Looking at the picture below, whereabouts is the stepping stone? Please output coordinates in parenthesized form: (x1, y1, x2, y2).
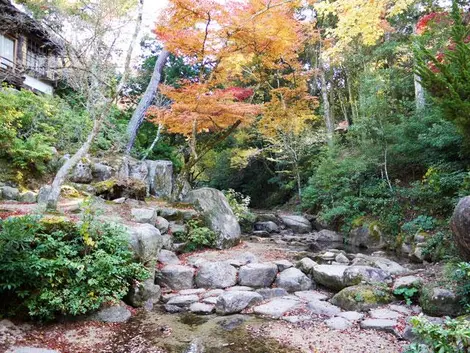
(256, 288, 288, 300)
(389, 304, 412, 315)
(273, 259, 293, 271)
(253, 298, 301, 318)
(162, 293, 178, 303)
(238, 263, 278, 288)
(335, 253, 350, 264)
(275, 267, 313, 292)
(307, 300, 341, 317)
(164, 304, 186, 313)
(159, 265, 195, 290)
(158, 249, 180, 265)
(325, 317, 353, 330)
(294, 291, 328, 301)
(92, 304, 131, 323)
(215, 291, 263, 315)
(296, 258, 318, 276)
(369, 308, 402, 320)
(360, 318, 398, 333)
(195, 262, 237, 288)
(202, 297, 218, 305)
(337, 311, 364, 322)
(189, 303, 215, 315)
(203, 289, 225, 298)
(343, 266, 391, 286)
(282, 315, 312, 323)
(167, 294, 199, 307)
(179, 288, 206, 295)
(226, 286, 254, 291)
(311, 265, 348, 291)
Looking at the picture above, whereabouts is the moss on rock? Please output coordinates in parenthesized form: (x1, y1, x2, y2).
(330, 284, 394, 312)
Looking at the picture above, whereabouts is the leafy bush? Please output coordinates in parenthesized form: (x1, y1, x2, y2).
(405, 316, 470, 353)
(402, 216, 437, 235)
(224, 188, 256, 232)
(178, 219, 216, 251)
(393, 287, 419, 305)
(0, 209, 148, 320)
(451, 262, 470, 312)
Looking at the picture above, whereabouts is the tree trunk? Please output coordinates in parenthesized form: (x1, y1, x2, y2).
(414, 73, 425, 111)
(125, 48, 170, 154)
(320, 67, 334, 145)
(39, 1, 144, 211)
(141, 123, 162, 161)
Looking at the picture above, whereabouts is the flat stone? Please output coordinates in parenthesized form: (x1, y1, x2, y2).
(360, 318, 398, 333)
(369, 308, 402, 320)
(278, 214, 312, 233)
(202, 297, 219, 305)
(189, 302, 215, 315)
(352, 254, 407, 276)
(335, 253, 350, 264)
(273, 259, 294, 271)
(164, 304, 186, 313)
(159, 265, 195, 290)
(256, 288, 289, 300)
(179, 288, 206, 295)
(294, 291, 328, 301)
(253, 298, 301, 318)
(337, 311, 364, 321)
(7, 348, 60, 353)
(254, 221, 279, 233)
(167, 294, 199, 307)
(325, 317, 352, 330)
(311, 265, 348, 291)
(215, 291, 263, 315)
(307, 300, 341, 317)
(131, 208, 157, 224)
(389, 304, 413, 315)
(343, 266, 392, 286)
(282, 315, 312, 323)
(93, 304, 131, 323)
(238, 263, 278, 288)
(158, 249, 180, 265)
(203, 289, 225, 298)
(296, 258, 318, 276)
(226, 286, 254, 291)
(195, 262, 237, 288)
(275, 267, 313, 292)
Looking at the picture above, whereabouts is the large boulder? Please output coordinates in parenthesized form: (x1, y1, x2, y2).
(146, 160, 173, 199)
(131, 208, 157, 224)
(18, 191, 37, 203)
(253, 221, 279, 233)
(348, 224, 384, 249)
(70, 159, 93, 183)
(158, 265, 194, 290)
(296, 258, 318, 276)
(343, 266, 392, 287)
(330, 285, 394, 312)
(313, 229, 343, 243)
(195, 261, 238, 288)
(238, 263, 278, 288)
(0, 186, 19, 201)
(92, 163, 113, 181)
(419, 285, 465, 317)
(127, 224, 163, 268)
(450, 196, 470, 260)
(94, 178, 147, 200)
(278, 214, 312, 234)
(215, 291, 263, 315)
(185, 188, 241, 249)
(351, 254, 407, 276)
(311, 265, 348, 291)
(275, 267, 313, 292)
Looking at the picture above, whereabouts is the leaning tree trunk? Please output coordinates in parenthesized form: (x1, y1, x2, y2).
(320, 67, 334, 146)
(39, 0, 144, 211)
(125, 48, 170, 154)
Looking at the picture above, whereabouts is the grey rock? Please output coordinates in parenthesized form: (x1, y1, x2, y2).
(335, 253, 350, 264)
(311, 265, 348, 291)
(273, 259, 293, 271)
(314, 229, 343, 242)
(343, 266, 392, 287)
(337, 311, 364, 322)
(169, 222, 187, 237)
(330, 285, 394, 312)
(158, 249, 180, 265)
(348, 225, 384, 249)
(360, 319, 398, 333)
(392, 276, 423, 292)
(195, 262, 237, 289)
(185, 188, 241, 249)
(93, 304, 131, 323)
(37, 185, 51, 205)
(325, 317, 352, 330)
(307, 300, 341, 317)
(296, 258, 318, 276)
(278, 214, 312, 234)
(1, 186, 19, 200)
(18, 191, 37, 203)
(162, 293, 178, 303)
(215, 291, 263, 315)
(238, 263, 278, 288)
(254, 221, 279, 233)
(92, 163, 112, 181)
(146, 160, 173, 199)
(216, 315, 250, 331)
(155, 216, 170, 234)
(167, 294, 199, 307)
(282, 315, 312, 323)
(226, 286, 254, 291)
(275, 267, 313, 292)
(71, 160, 93, 183)
(126, 279, 161, 308)
(420, 286, 465, 317)
(164, 304, 185, 313)
(294, 291, 328, 301)
(179, 288, 206, 295)
(352, 254, 407, 276)
(203, 289, 225, 298)
(451, 196, 470, 260)
(127, 224, 163, 267)
(112, 197, 126, 204)
(189, 302, 215, 315)
(369, 308, 402, 320)
(131, 208, 157, 224)
(159, 265, 194, 290)
(161, 234, 173, 250)
(253, 298, 300, 318)
(389, 304, 413, 315)
(256, 288, 289, 300)
(203, 297, 219, 305)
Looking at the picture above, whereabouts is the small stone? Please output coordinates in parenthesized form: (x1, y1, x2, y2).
(273, 259, 293, 271)
(189, 302, 215, 315)
(325, 317, 352, 330)
(307, 300, 341, 317)
(131, 208, 157, 224)
(162, 293, 178, 303)
(164, 304, 185, 313)
(335, 253, 350, 264)
(389, 304, 412, 315)
(296, 258, 317, 276)
(112, 197, 126, 204)
(311, 265, 348, 291)
(155, 216, 170, 234)
(360, 319, 398, 333)
(238, 263, 278, 288)
(294, 291, 328, 302)
(1, 186, 19, 201)
(343, 266, 392, 287)
(253, 298, 300, 318)
(215, 291, 263, 315)
(167, 294, 199, 307)
(158, 249, 180, 265)
(254, 221, 279, 233)
(369, 308, 402, 320)
(275, 267, 313, 292)
(392, 276, 423, 292)
(18, 191, 37, 203)
(226, 286, 254, 291)
(256, 288, 288, 300)
(93, 304, 131, 323)
(337, 311, 364, 322)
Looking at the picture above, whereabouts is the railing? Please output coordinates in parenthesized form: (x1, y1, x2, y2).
(0, 55, 58, 82)
(0, 56, 22, 74)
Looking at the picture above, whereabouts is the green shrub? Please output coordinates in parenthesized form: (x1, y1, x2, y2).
(177, 219, 216, 252)
(451, 262, 470, 312)
(224, 188, 256, 232)
(393, 287, 419, 305)
(0, 210, 148, 320)
(405, 316, 470, 353)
